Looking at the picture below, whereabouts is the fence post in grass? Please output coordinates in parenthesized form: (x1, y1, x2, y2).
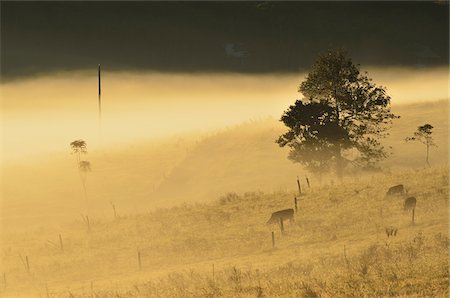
(297, 176, 302, 196)
(279, 218, 284, 234)
(137, 250, 142, 270)
(86, 215, 91, 232)
(294, 197, 298, 212)
(25, 256, 30, 272)
(412, 208, 415, 225)
(305, 176, 310, 189)
(343, 245, 349, 267)
(271, 231, 275, 248)
(111, 202, 118, 220)
(59, 234, 64, 252)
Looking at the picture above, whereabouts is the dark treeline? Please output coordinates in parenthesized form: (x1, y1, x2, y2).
(1, 1, 448, 80)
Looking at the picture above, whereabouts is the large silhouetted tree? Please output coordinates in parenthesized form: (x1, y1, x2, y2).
(277, 49, 398, 179)
(405, 124, 436, 167)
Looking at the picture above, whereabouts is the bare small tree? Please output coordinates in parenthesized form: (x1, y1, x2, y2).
(405, 124, 436, 167)
(70, 140, 87, 163)
(79, 160, 91, 200)
(70, 140, 91, 200)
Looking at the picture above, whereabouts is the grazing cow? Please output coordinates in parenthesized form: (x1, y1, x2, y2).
(385, 226, 398, 237)
(404, 197, 417, 211)
(386, 184, 405, 197)
(266, 209, 294, 225)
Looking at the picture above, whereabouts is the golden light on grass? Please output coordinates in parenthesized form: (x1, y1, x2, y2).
(0, 66, 448, 297)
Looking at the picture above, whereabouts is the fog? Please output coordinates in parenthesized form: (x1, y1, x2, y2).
(1, 67, 448, 162)
(0, 67, 448, 297)
(1, 66, 448, 228)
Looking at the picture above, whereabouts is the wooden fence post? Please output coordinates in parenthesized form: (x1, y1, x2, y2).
(305, 176, 310, 188)
(412, 208, 415, 224)
(111, 202, 118, 219)
(294, 197, 298, 212)
(59, 234, 64, 252)
(297, 176, 302, 195)
(137, 250, 142, 270)
(280, 218, 284, 234)
(25, 256, 30, 272)
(86, 216, 91, 232)
(271, 231, 275, 248)
(343, 245, 349, 267)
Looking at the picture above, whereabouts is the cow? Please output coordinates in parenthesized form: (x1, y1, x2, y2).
(266, 209, 294, 225)
(386, 184, 406, 197)
(385, 226, 398, 237)
(404, 197, 417, 211)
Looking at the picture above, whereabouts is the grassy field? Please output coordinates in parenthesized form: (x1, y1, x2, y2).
(1, 166, 448, 297)
(2, 100, 448, 231)
(1, 100, 448, 297)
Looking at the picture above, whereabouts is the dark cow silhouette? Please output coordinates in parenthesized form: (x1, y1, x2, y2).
(385, 226, 398, 237)
(404, 197, 417, 211)
(386, 184, 405, 197)
(266, 209, 294, 224)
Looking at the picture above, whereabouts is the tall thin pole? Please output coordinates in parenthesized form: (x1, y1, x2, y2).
(98, 64, 102, 132)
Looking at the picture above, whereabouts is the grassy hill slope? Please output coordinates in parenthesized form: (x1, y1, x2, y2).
(153, 100, 448, 205)
(1, 167, 448, 297)
(1, 100, 448, 229)
(1, 136, 195, 229)
(153, 120, 299, 204)
(385, 100, 448, 167)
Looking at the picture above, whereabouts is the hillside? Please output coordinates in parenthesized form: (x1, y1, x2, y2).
(153, 100, 449, 205)
(152, 120, 299, 204)
(385, 100, 448, 167)
(1, 167, 448, 297)
(1, 136, 195, 229)
(1, 100, 448, 229)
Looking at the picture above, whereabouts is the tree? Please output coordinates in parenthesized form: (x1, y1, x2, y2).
(405, 124, 436, 167)
(70, 140, 87, 163)
(276, 49, 398, 179)
(78, 160, 92, 199)
(70, 139, 91, 200)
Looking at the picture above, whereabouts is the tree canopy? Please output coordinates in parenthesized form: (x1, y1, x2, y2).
(405, 124, 436, 167)
(277, 49, 398, 177)
(70, 139, 87, 162)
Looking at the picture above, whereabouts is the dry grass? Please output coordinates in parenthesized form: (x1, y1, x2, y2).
(2, 100, 448, 231)
(1, 167, 448, 297)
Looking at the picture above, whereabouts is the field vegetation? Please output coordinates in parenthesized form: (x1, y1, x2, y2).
(1, 166, 448, 297)
(1, 100, 448, 297)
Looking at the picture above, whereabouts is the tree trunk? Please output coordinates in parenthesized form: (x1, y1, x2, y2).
(82, 181, 87, 201)
(333, 86, 343, 180)
(335, 145, 344, 181)
(426, 144, 430, 167)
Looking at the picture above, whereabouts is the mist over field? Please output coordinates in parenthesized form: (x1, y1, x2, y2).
(1, 1, 449, 295)
(0, 63, 449, 297)
(1, 67, 448, 161)
(1, 68, 448, 209)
